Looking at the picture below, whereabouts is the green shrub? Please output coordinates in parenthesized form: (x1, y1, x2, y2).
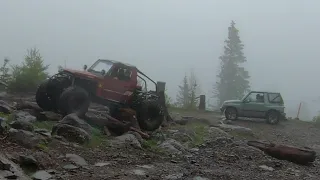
(8, 48, 49, 93)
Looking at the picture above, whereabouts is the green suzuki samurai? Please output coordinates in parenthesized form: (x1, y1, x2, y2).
(220, 91, 286, 124)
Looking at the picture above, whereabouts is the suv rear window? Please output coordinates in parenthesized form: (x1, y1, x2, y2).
(268, 93, 283, 104)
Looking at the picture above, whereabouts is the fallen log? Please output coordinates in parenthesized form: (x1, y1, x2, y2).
(247, 140, 316, 165)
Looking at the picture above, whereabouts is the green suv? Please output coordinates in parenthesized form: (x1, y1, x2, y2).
(220, 91, 286, 124)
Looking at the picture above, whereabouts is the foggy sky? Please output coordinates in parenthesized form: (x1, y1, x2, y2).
(0, 0, 319, 118)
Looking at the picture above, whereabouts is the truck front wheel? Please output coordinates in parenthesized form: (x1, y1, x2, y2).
(136, 99, 164, 131)
(58, 86, 90, 117)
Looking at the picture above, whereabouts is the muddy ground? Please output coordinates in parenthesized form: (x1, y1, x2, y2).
(1, 101, 320, 180)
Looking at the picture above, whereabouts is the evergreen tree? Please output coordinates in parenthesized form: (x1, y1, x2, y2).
(188, 71, 199, 109)
(214, 21, 250, 105)
(176, 75, 190, 108)
(0, 58, 11, 85)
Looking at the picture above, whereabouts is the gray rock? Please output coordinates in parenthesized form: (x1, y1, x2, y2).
(34, 129, 51, 137)
(94, 162, 111, 167)
(259, 165, 274, 171)
(127, 131, 143, 143)
(39, 111, 62, 121)
(136, 164, 154, 169)
(165, 173, 184, 179)
(190, 148, 199, 152)
(19, 155, 38, 168)
(8, 128, 44, 149)
(52, 124, 90, 145)
(59, 113, 92, 134)
(63, 164, 78, 170)
(10, 120, 34, 132)
(218, 124, 253, 136)
(32, 170, 52, 180)
(207, 127, 231, 139)
(12, 111, 36, 123)
(0, 153, 29, 179)
(0, 100, 12, 114)
(193, 176, 210, 180)
(112, 133, 141, 149)
(0, 117, 7, 134)
(131, 169, 146, 176)
(158, 138, 186, 155)
(65, 154, 88, 166)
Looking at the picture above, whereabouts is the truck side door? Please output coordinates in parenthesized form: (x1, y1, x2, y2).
(102, 66, 137, 102)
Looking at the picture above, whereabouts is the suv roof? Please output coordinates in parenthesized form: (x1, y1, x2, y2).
(250, 91, 281, 94)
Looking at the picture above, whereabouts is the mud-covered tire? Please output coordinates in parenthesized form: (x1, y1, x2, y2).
(266, 110, 280, 125)
(136, 99, 164, 131)
(36, 80, 55, 111)
(225, 107, 238, 120)
(58, 86, 90, 117)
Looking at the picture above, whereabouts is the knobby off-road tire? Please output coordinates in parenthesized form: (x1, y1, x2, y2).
(137, 99, 164, 131)
(266, 110, 280, 125)
(36, 80, 56, 111)
(58, 86, 90, 117)
(225, 107, 238, 120)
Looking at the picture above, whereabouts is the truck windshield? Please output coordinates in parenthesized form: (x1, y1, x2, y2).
(88, 60, 113, 75)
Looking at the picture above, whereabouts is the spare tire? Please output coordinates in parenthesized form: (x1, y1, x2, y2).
(58, 86, 90, 117)
(36, 80, 55, 111)
(136, 99, 164, 131)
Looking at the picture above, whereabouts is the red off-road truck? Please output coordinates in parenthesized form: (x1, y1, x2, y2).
(35, 59, 166, 131)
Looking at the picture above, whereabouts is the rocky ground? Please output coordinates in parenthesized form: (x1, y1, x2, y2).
(0, 95, 320, 180)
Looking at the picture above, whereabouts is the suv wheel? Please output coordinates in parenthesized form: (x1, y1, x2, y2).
(266, 110, 280, 124)
(225, 107, 237, 120)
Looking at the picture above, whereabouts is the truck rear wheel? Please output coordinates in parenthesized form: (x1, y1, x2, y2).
(58, 86, 90, 117)
(36, 80, 55, 111)
(136, 99, 164, 131)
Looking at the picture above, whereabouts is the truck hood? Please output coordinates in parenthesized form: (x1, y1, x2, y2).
(223, 100, 242, 103)
(62, 68, 101, 79)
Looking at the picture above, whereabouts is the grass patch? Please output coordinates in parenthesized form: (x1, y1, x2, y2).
(85, 127, 109, 148)
(142, 139, 164, 153)
(36, 141, 49, 151)
(170, 122, 209, 147)
(33, 121, 55, 131)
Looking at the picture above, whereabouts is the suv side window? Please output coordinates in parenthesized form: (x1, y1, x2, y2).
(245, 92, 265, 103)
(268, 93, 283, 104)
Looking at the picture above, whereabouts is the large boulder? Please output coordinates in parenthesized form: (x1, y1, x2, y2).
(9, 120, 34, 132)
(51, 124, 90, 145)
(12, 111, 37, 123)
(8, 128, 45, 149)
(0, 153, 29, 179)
(0, 100, 13, 114)
(59, 113, 92, 134)
(158, 138, 187, 155)
(0, 117, 7, 134)
(111, 133, 141, 149)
